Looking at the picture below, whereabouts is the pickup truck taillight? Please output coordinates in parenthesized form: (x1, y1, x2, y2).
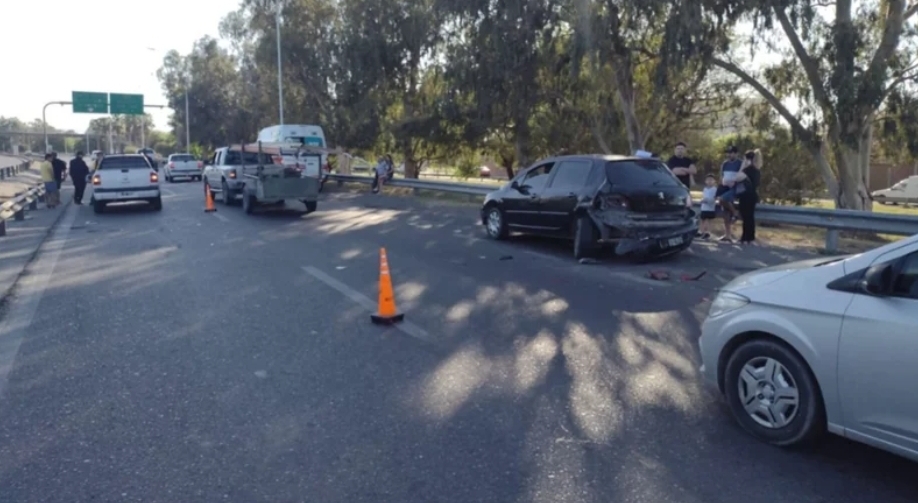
(228, 170, 237, 179)
(150, 172, 159, 183)
(91, 175, 101, 186)
(169, 162, 175, 168)
(197, 161, 203, 169)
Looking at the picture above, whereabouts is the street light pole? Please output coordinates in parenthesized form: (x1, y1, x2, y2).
(42, 100, 70, 153)
(275, 3, 284, 125)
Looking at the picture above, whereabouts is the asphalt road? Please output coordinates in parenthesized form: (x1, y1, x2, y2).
(0, 154, 26, 169)
(0, 180, 915, 503)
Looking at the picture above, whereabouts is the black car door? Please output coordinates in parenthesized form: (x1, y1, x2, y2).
(503, 161, 555, 229)
(537, 159, 595, 233)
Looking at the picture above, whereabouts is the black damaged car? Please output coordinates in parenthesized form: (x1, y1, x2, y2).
(480, 154, 697, 260)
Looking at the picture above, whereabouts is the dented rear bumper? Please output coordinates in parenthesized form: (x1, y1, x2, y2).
(588, 208, 698, 256)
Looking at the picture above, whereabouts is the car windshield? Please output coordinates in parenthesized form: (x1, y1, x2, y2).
(99, 156, 151, 170)
(605, 160, 682, 187)
(171, 155, 195, 162)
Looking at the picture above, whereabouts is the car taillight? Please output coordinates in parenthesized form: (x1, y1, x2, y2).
(169, 162, 175, 168)
(197, 161, 203, 169)
(151, 172, 159, 183)
(271, 155, 283, 165)
(91, 175, 101, 186)
(600, 194, 629, 209)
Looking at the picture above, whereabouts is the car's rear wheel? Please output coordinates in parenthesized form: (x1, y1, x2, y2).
(723, 339, 825, 447)
(573, 214, 598, 259)
(303, 200, 317, 213)
(151, 196, 162, 211)
(484, 206, 508, 240)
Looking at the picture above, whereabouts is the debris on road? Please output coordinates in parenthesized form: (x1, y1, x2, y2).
(680, 271, 707, 281)
(647, 270, 670, 280)
(578, 257, 600, 264)
(499, 255, 513, 261)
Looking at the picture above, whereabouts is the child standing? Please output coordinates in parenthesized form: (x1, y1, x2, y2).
(699, 174, 718, 240)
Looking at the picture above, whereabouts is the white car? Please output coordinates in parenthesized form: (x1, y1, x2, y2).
(699, 234, 918, 462)
(90, 154, 161, 213)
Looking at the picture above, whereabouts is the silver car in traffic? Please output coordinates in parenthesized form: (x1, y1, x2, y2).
(699, 234, 918, 462)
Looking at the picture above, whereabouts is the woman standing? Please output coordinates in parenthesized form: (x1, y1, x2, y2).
(736, 149, 762, 244)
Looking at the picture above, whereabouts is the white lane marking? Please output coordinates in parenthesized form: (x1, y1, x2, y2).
(0, 204, 79, 398)
(213, 212, 230, 223)
(161, 188, 177, 197)
(301, 266, 433, 343)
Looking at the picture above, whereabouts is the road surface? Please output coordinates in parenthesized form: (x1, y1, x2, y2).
(0, 180, 915, 503)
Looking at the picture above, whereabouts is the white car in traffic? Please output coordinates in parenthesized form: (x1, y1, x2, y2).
(163, 153, 203, 182)
(699, 234, 918, 462)
(90, 154, 162, 213)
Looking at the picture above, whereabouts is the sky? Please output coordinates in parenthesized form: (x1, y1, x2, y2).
(0, 0, 240, 133)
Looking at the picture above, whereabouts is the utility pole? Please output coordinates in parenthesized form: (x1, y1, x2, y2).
(275, 1, 285, 125)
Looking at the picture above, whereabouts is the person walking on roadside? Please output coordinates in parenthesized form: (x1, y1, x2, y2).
(69, 151, 91, 205)
(51, 152, 67, 190)
(40, 153, 60, 208)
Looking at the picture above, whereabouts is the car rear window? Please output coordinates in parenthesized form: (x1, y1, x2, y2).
(171, 155, 195, 162)
(605, 160, 682, 187)
(99, 156, 152, 170)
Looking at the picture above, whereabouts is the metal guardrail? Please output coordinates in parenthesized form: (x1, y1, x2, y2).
(0, 159, 44, 237)
(328, 173, 918, 252)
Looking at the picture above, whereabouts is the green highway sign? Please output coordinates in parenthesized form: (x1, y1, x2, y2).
(72, 91, 109, 114)
(109, 93, 144, 114)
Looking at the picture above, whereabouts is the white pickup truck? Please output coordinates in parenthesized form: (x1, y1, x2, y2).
(163, 153, 203, 182)
(90, 154, 161, 213)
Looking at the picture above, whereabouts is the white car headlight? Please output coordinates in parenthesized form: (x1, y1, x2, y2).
(708, 291, 750, 318)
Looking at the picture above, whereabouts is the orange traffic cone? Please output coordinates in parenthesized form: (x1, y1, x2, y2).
(204, 183, 217, 213)
(371, 247, 404, 325)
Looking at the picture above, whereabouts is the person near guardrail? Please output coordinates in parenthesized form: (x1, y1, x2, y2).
(716, 145, 742, 242)
(735, 149, 762, 244)
(69, 151, 90, 205)
(51, 152, 67, 190)
(40, 153, 60, 208)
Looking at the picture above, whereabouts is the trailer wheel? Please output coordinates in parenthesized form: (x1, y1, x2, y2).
(303, 200, 317, 214)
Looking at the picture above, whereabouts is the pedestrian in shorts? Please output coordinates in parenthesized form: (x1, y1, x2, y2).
(698, 174, 718, 240)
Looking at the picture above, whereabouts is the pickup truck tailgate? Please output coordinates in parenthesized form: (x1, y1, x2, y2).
(97, 156, 158, 189)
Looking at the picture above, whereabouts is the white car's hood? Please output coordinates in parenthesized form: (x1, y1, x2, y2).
(724, 256, 849, 292)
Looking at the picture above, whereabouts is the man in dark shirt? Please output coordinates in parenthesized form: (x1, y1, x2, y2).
(69, 151, 91, 205)
(51, 152, 67, 190)
(666, 142, 697, 188)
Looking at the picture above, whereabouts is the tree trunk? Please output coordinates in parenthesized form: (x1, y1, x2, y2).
(514, 118, 532, 169)
(611, 55, 645, 153)
(831, 126, 873, 210)
(500, 154, 515, 179)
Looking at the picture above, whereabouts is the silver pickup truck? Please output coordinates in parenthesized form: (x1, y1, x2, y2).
(163, 153, 203, 182)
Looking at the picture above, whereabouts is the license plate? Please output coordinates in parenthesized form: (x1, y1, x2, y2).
(120, 192, 134, 197)
(661, 236, 683, 248)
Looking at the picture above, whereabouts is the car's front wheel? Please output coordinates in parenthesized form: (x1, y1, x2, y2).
(484, 206, 508, 240)
(723, 339, 825, 447)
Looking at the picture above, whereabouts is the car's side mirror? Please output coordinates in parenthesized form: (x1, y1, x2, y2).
(860, 263, 893, 296)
